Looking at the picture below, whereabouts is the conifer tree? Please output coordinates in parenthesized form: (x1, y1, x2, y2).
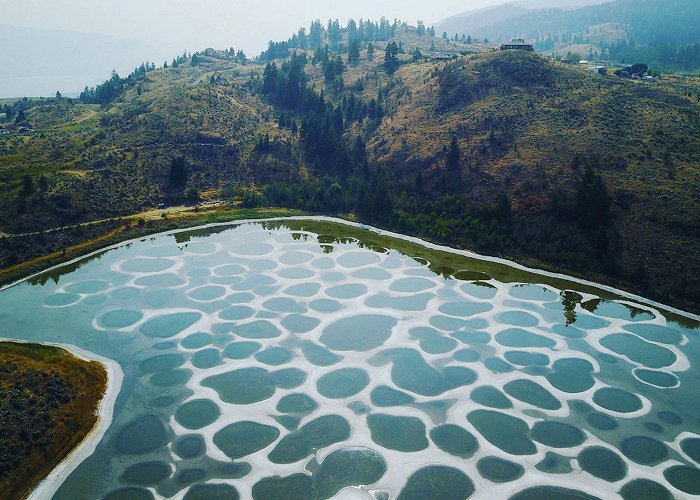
(384, 42, 399, 73)
(446, 136, 460, 172)
(348, 40, 361, 63)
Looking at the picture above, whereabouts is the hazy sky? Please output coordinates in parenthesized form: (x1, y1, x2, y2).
(1, 0, 506, 56)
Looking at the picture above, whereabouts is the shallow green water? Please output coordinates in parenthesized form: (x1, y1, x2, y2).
(1, 220, 700, 499)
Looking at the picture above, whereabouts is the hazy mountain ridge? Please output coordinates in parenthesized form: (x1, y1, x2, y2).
(436, 0, 700, 70)
(438, 0, 699, 43)
(435, 0, 609, 38)
(516, 0, 610, 8)
(436, 4, 533, 39)
(0, 24, 166, 97)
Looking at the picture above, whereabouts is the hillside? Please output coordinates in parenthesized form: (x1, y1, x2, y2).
(371, 50, 700, 305)
(1, 23, 699, 312)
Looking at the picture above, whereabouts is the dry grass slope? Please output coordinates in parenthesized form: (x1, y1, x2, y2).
(0, 342, 107, 500)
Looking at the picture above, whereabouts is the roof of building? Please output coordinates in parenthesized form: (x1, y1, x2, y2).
(500, 39, 534, 50)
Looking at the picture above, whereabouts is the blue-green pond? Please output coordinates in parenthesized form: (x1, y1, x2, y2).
(2, 219, 700, 499)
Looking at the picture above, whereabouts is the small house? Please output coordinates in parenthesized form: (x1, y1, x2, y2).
(500, 39, 534, 51)
(587, 66, 607, 75)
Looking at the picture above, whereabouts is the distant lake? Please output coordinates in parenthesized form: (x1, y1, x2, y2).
(2, 219, 699, 499)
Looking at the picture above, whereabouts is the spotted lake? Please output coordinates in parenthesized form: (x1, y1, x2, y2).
(2, 219, 700, 500)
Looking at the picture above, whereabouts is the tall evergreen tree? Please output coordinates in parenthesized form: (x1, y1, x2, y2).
(348, 40, 361, 63)
(262, 62, 279, 95)
(21, 175, 33, 197)
(575, 166, 611, 232)
(384, 42, 399, 73)
(309, 20, 324, 50)
(446, 136, 461, 172)
(367, 43, 375, 60)
(412, 47, 423, 62)
(347, 19, 358, 42)
(169, 157, 188, 190)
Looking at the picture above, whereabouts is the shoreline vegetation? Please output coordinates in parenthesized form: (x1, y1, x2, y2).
(0, 342, 108, 500)
(2, 205, 699, 324)
(0, 206, 306, 289)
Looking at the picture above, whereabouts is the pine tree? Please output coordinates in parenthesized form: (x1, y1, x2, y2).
(384, 42, 399, 74)
(348, 40, 361, 64)
(575, 166, 611, 232)
(21, 174, 33, 196)
(169, 157, 188, 190)
(309, 20, 324, 50)
(262, 63, 279, 95)
(446, 136, 461, 172)
(496, 193, 512, 224)
(414, 171, 424, 194)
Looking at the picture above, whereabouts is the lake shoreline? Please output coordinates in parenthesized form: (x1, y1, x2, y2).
(1, 207, 698, 317)
(3, 216, 697, 324)
(0, 339, 124, 500)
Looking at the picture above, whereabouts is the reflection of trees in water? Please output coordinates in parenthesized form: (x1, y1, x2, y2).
(291, 232, 309, 241)
(581, 298, 652, 322)
(174, 225, 229, 244)
(27, 250, 107, 288)
(561, 290, 582, 326)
